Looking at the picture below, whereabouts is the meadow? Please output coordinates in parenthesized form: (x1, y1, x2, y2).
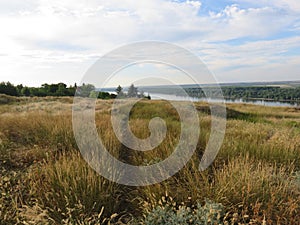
(0, 94, 299, 224)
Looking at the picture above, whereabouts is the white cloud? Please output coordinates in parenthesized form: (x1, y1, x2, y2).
(236, 0, 300, 13)
(207, 4, 296, 40)
(0, 0, 299, 85)
(178, 35, 300, 83)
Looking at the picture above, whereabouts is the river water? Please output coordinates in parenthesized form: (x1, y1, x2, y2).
(149, 93, 300, 107)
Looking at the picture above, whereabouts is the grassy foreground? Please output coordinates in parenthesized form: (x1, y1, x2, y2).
(0, 95, 299, 224)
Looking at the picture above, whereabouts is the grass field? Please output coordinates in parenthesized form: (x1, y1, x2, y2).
(0, 95, 299, 224)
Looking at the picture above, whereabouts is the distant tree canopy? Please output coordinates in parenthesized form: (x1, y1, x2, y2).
(116, 84, 150, 99)
(127, 84, 138, 97)
(184, 86, 300, 102)
(0, 82, 151, 100)
(0, 82, 19, 96)
(89, 90, 117, 99)
(0, 81, 76, 97)
(88, 84, 151, 99)
(116, 85, 123, 95)
(76, 83, 95, 97)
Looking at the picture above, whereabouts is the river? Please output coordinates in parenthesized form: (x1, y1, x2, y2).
(148, 93, 300, 107)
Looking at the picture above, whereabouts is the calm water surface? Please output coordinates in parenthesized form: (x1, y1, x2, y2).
(149, 93, 299, 107)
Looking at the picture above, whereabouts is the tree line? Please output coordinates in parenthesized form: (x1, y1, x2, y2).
(185, 86, 300, 102)
(0, 81, 77, 97)
(114, 84, 150, 99)
(89, 84, 150, 99)
(0, 82, 150, 100)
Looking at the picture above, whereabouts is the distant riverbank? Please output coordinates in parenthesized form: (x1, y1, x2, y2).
(149, 93, 300, 107)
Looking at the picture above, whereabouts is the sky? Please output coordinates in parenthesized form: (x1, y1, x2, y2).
(0, 0, 299, 87)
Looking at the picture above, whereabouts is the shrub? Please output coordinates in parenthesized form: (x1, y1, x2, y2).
(142, 198, 224, 225)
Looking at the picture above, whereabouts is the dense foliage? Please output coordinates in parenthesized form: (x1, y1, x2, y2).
(185, 86, 300, 102)
(0, 81, 76, 97)
(0, 82, 150, 100)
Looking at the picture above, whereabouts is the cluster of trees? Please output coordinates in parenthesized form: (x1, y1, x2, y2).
(221, 86, 300, 101)
(89, 84, 150, 99)
(0, 82, 76, 97)
(89, 90, 117, 99)
(0, 82, 151, 100)
(185, 86, 300, 102)
(115, 84, 150, 99)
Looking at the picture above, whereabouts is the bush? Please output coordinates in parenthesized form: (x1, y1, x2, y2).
(142, 196, 224, 225)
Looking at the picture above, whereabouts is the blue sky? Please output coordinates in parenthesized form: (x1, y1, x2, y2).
(0, 0, 299, 86)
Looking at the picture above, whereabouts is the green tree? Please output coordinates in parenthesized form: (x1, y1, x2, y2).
(56, 83, 68, 96)
(89, 90, 99, 98)
(21, 87, 31, 96)
(127, 84, 138, 97)
(116, 85, 123, 95)
(98, 92, 111, 99)
(16, 84, 23, 95)
(0, 82, 18, 96)
(78, 83, 95, 97)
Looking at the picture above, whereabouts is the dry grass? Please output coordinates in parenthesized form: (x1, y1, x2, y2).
(23, 151, 120, 224)
(0, 97, 299, 224)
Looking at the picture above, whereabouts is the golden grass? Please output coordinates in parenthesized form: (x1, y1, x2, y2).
(0, 98, 299, 224)
(23, 151, 120, 224)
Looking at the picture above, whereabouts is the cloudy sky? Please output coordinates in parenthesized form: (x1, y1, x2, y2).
(0, 0, 299, 87)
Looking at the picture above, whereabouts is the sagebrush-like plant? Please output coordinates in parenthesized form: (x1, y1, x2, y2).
(142, 196, 224, 225)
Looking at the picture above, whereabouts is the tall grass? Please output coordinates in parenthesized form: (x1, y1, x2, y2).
(219, 120, 300, 165)
(0, 112, 76, 151)
(23, 151, 120, 224)
(211, 156, 299, 224)
(0, 98, 299, 224)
